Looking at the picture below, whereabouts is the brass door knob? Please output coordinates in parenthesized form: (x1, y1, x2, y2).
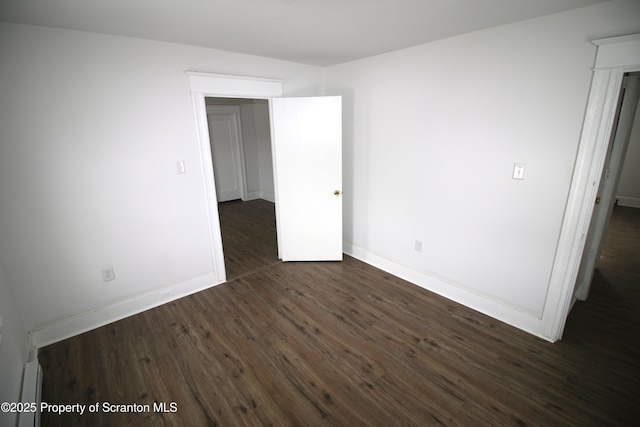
(595, 196, 601, 205)
(334, 190, 341, 196)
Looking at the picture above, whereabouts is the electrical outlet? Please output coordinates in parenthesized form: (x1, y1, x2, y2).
(414, 240, 423, 252)
(101, 266, 116, 282)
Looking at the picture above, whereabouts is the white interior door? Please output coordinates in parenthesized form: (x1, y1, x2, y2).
(208, 111, 246, 202)
(573, 73, 640, 301)
(271, 96, 342, 261)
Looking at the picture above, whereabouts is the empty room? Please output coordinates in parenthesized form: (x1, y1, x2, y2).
(1, 1, 640, 426)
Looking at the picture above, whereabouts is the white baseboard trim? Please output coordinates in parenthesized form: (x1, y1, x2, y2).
(245, 191, 275, 203)
(29, 273, 223, 348)
(30, 246, 554, 347)
(260, 191, 275, 203)
(617, 196, 640, 208)
(343, 243, 551, 342)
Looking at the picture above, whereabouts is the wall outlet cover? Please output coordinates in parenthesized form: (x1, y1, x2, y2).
(101, 266, 116, 282)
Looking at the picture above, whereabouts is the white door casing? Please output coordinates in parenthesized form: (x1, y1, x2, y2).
(573, 74, 640, 302)
(187, 72, 285, 283)
(271, 96, 343, 261)
(187, 73, 343, 283)
(542, 34, 640, 341)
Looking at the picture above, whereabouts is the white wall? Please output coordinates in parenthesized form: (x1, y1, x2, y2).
(617, 93, 640, 208)
(0, 262, 28, 427)
(0, 23, 322, 345)
(324, 0, 640, 339)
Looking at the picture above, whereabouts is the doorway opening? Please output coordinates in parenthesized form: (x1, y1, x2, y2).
(186, 72, 344, 285)
(205, 97, 279, 281)
(571, 72, 640, 305)
(545, 35, 640, 342)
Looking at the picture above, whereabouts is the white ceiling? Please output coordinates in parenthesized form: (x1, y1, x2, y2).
(0, 0, 610, 66)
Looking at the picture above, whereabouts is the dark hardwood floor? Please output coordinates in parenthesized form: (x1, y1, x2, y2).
(38, 203, 640, 426)
(218, 199, 279, 281)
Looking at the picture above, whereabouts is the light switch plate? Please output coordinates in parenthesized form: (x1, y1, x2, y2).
(176, 160, 186, 174)
(513, 163, 526, 180)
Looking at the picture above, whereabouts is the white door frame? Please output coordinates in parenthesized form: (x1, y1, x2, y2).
(186, 72, 284, 283)
(573, 74, 640, 302)
(542, 34, 640, 341)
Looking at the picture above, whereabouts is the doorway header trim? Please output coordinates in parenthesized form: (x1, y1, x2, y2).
(185, 71, 284, 98)
(592, 34, 640, 70)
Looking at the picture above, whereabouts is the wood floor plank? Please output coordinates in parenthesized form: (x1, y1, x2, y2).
(39, 203, 640, 426)
(218, 199, 279, 281)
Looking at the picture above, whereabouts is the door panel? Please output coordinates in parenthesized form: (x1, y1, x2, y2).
(271, 96, 342, 261)
(208, 113, 245, 202)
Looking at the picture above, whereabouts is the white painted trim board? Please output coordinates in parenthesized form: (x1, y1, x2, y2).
(343, 243, 548, 342)
(617, 196, 640, 208)
(30, 274, 222, 347)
